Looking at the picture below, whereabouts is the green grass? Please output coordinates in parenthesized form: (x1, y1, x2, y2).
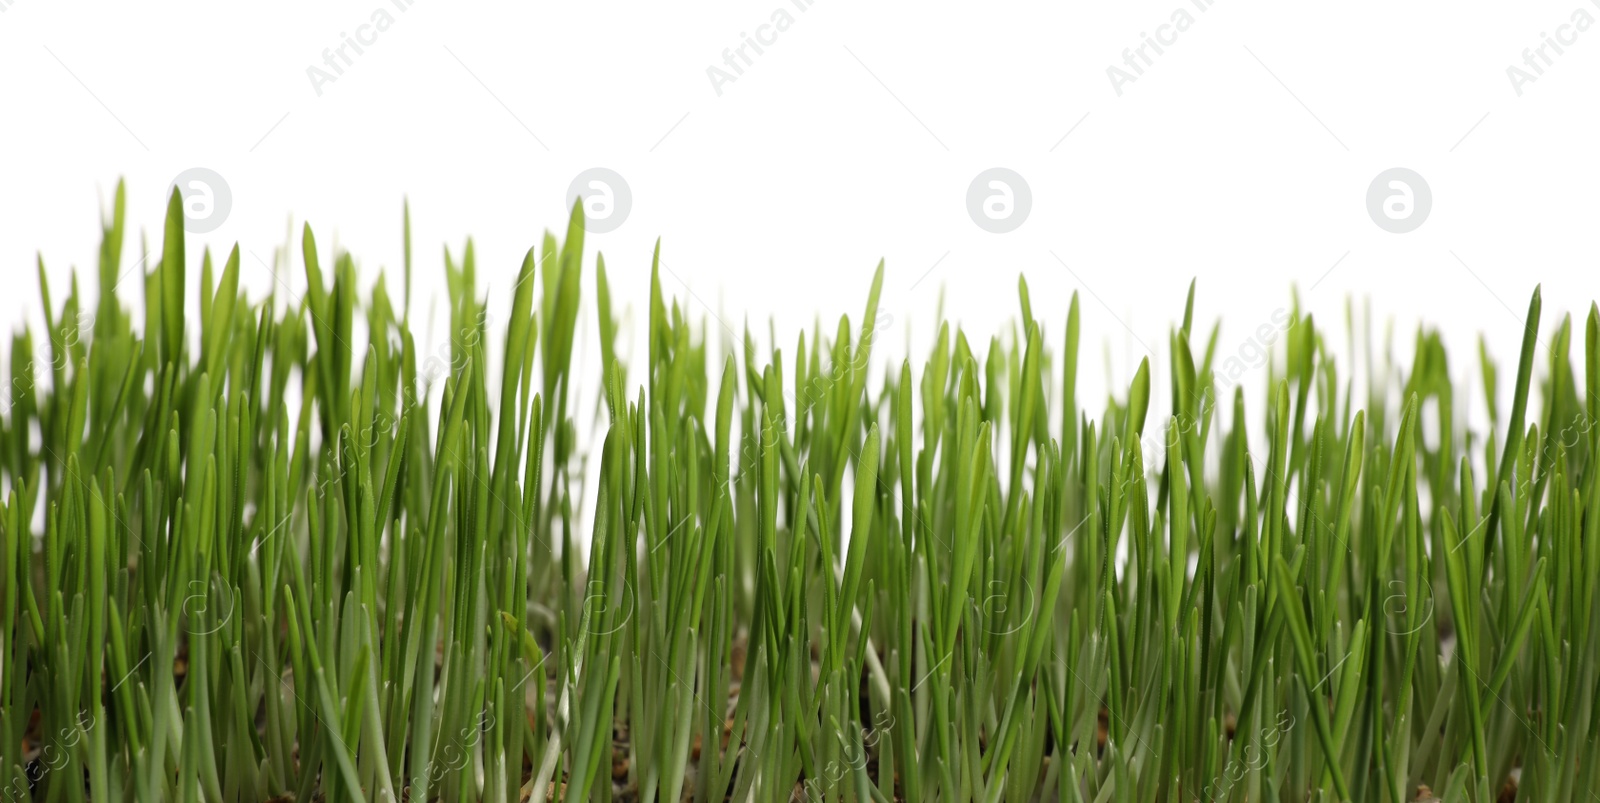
(1, 182, 1598, 803)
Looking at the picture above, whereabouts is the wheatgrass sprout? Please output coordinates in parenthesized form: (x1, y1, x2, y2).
(1, 182, 1598, 803)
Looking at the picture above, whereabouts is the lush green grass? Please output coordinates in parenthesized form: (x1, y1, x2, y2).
(2, 183, 1597, 803)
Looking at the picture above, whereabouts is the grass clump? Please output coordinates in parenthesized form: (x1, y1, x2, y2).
(2, 182, 1598, 803)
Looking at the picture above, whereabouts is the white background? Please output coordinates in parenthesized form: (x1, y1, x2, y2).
(2, 0, 1597, 436)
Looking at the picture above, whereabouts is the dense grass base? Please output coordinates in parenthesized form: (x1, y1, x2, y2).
(2, 183, 1597, 803)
